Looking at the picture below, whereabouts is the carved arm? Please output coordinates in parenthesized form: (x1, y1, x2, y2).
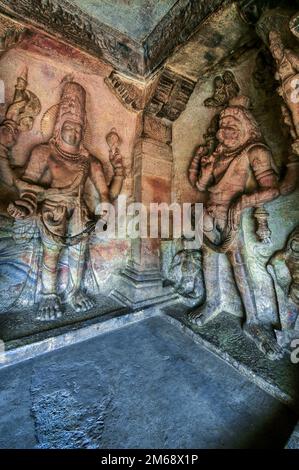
(228, 146, 280, 230)
(108, 148, 125, 200)
(7, 145, 48, 219)
(188, 146, 206, 187)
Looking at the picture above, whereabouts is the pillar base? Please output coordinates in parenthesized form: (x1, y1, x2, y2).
(112, 261, 178, 310)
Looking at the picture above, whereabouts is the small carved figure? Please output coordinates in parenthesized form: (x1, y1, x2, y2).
(204, 71, 240, 108)
(168, 236, 205, 303)
(253, 206, 272, 244)
(0, 69, 41, 188)
(223, 71, 240, 101)
(8, 79, 124, 320)
(269, 31, 299, 139)
(268, 226, 299, 336)
(188, 95, 283, 360)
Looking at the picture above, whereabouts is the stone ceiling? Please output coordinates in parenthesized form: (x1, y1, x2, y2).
(0, 0, 227, 77)
(0, 0, 291, 78)
(72, 0, 179, 42)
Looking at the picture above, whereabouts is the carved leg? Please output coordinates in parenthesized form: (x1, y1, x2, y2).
(65, 239, 95, 313)
(188, 213, 223, 326)
(37, 242, 63, 321)
(188, 245, 220, 325)
(227, 242, 284, 361)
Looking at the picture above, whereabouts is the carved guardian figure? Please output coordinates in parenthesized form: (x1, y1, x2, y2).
(188, 96, 283, 360)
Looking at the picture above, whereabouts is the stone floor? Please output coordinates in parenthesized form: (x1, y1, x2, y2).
(0, 314, 297, 449)
(162, 303, 299, 411)
(0, 294, 126, 343)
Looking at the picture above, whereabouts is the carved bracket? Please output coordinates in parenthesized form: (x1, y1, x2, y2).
(0, 15, 27, 58)
(104, 71, 146, 112)
(146, 69, 195, 122)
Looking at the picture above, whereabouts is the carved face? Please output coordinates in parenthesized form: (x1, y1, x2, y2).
(217, 115, 249, 151)
(290, 238, 299, 258)
(61, 120, 83, 147)
(214, 76, 223, 88)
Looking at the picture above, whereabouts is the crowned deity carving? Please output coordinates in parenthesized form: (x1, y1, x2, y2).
(6, 78, 124, 320)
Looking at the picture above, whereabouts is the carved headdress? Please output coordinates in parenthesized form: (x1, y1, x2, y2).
(219, 95, 262, 143)
(51, 80, 87, 154)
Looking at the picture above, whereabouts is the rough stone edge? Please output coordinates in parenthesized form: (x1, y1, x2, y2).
(285, 421, 299, 448)
(161, 313, 298, 412)
(0, 308, 160, 370)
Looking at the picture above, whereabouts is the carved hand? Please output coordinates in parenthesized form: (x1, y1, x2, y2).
(6, 99, 27, 123)
(200, 154, 214, 169)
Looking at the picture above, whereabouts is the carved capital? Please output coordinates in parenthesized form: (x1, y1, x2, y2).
(0, 0, 226, 77)
(146, 69, 195, 122)
(105, 71, 146, 112)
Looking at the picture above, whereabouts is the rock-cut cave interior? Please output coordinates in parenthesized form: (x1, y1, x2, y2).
(0, 0, 299, 451)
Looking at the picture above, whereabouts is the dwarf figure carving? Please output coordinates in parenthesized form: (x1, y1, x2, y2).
(204, 71, 240, 108)
(188, 96, 283, 360)
(268, 226, 299, 338)
(8, 80, 124, 320)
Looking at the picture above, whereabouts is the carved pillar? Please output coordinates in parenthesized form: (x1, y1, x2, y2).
(112, 114, 177, 308)
(110, 68, 195, 309)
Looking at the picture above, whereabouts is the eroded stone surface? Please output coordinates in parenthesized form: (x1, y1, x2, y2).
(0, 315, 297, 449)
(162, 303, 299, 411)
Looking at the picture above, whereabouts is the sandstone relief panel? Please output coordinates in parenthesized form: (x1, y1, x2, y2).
(7, 79, 124, 320)
(0, 32, 137, 332)
(169, 18, 299, 360)
(187, 93, 283, 360)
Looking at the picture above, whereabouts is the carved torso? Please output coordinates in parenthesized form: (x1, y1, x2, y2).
(23, 142, 90, 193)
(206, 142, 274, 206)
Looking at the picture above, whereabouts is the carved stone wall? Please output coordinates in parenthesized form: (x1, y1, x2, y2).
(0, 1, 298, 374)
(167, 34, 299, 357)
(0, 21, 139, 334)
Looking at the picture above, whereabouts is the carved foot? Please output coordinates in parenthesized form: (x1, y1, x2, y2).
(36, 293, 63, 321)
(243, 323, 285, 361)
(187, 304, 220, 327)
(67, 290, 95, 313)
